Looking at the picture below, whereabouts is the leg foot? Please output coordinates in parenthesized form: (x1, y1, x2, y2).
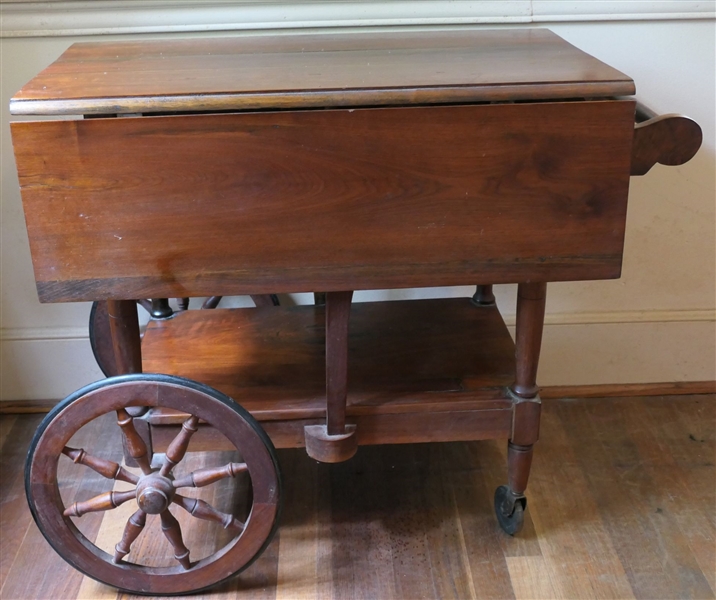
(494, 485, 526, 535)
(495, 441, 533, 535)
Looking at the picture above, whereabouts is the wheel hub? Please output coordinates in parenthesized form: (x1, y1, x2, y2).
(135, 474, 175, 514)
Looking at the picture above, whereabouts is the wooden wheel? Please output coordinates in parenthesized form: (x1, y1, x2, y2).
(89, 296, 279, 377)
(25, 374, 281, 596)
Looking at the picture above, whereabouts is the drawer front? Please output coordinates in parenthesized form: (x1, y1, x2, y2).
(12, 100, 635, 302)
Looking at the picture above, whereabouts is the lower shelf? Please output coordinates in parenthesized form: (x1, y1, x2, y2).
(141, 297, 517, 448)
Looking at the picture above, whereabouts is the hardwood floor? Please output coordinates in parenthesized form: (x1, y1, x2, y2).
(1, 395, 713, 599)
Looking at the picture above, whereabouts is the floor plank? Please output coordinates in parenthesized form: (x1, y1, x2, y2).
(527, 403, 634, 600)
(556, 397, 715, 600)
(0, 415, 44, 593)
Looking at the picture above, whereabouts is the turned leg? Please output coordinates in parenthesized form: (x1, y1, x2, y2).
(472, 285, 495, 306)
(149, 298, 173, 319)
(495, 282, 546, 534)
(313, 292, 326, 306)
(107, 300, 151, 463)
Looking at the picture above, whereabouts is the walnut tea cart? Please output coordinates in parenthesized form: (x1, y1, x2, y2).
(10, 29, 702, 595)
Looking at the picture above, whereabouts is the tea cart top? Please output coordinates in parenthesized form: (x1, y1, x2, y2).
(10, 29, 635, 116)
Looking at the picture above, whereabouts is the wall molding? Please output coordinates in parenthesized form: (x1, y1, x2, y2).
(1, 1, 714, 38)
(1, 326, 88, 341)
(2, 308, 714, 342)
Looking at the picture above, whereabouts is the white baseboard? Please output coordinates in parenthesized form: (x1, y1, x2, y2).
(2, 313, 714, 401)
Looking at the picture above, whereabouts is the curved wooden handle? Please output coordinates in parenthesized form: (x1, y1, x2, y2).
(632, 102, 702, 176)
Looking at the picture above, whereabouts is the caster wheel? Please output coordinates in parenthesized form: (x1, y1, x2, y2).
(26, 374, 281, 596)
(494, 485, 526, 535)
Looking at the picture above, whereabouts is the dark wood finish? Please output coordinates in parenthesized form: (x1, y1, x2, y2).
(141, 299, 516, 422)
(149, 298, 174, 319)
(151, 408, 513, 452)
(313, 292, 326, 306)
(631, 110, 703, 175)
(304, 424, 358, 463)
(10, 30, 634, 116)
(106, 299, 141, 374)
(159, 510, 192, 570)
(26, 375, 281, 595)
(172, 462, 248, 489)
(4, 395, 713, 599)
(12, 100, 636, 302)
(512, 283, 547, 399)
(160, 414, 199, 476)
(61, 445, 138, 484)
(202, 296, 222, 310)
(504, 282, 547, 510)
(506, 443, 534, 496)
(9, 28, 705, 594)
(325, 291, 353, 435)
(5, 381, 714, 414)
(472, 285, 495, 306)
(173, 494, 244, 531)
(250, 294, 280, 308)
(116, 407, 152, 474)
(91, 295, 279, 377)
(114, 508, 146, 564)
(511, 400, 542, 446)
(88, 300, 119, 377)
(63, 490, 136, 518)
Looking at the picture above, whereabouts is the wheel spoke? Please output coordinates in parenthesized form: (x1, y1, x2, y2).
(62, 446, 139, 485)
(116, 408, 153, 475)
(173, 462, 247, 489)
(63, 490, 136, 517)
(173, 494, 244, 531)
(160, 415, 200, 477)
(113, 509, 147, 563)
(160, 510, 192, 570)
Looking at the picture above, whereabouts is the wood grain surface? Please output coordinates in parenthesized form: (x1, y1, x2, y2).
(631, 113, 703, 175)
(2, 394, 713, 599)
(13, 100, 635, 302)
(141, 299, 516, 422)
(9, 29, 635, 115)
(4, 381, 713, 414)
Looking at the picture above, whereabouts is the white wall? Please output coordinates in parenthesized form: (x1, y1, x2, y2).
(1, 4, 714, 401)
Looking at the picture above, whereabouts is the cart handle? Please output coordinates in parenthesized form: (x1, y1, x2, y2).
(631, 100, 702, 176)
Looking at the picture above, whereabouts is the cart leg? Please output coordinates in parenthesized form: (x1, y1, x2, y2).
(149, 298, 173, 319)
(304, 290, 357, 462)
(107, 300, 152, 464)
(495, 282, 546, 535)
(472, 285, 495, 306)
(313, 292, 326, 306)
(107, 300, 142, 375)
